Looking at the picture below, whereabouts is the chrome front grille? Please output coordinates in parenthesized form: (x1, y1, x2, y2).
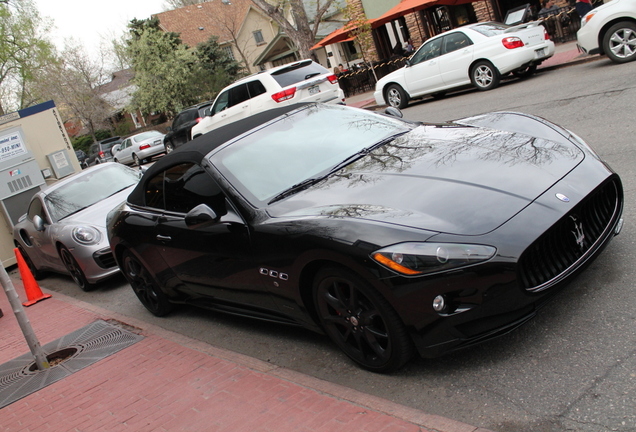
(518, 178, 621, 291)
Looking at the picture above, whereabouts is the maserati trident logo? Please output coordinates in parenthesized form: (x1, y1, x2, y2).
(570, 215, 586, 251)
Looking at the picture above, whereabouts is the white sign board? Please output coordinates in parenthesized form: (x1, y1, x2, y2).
(0, 130, 28, 163)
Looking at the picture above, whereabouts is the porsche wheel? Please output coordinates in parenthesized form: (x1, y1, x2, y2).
(471, 60, 500, 91)
(59, 245, 95, 291)
(121, 249, 173, 316)
(385, 84, 409, 109)
(313, 266, 413, 372)
(603, 21, 636, 63)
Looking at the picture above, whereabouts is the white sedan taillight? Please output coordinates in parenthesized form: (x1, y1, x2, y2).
(502, 37, 524, 49)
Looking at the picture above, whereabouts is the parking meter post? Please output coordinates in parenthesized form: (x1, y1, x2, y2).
(0, 265, 50, 370)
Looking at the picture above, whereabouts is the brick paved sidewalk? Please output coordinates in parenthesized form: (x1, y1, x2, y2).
(0, 279, 492, 432)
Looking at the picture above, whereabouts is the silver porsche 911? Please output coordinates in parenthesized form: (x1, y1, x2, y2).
(13, 162, 142, 290)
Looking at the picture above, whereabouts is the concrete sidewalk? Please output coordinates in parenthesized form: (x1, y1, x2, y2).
(1, 274, 493, 432)
(347, 40, 601, 109)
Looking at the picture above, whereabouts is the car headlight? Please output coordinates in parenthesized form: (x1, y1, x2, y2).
(72, 226, 101, 245)
(371, 242, 496, 276)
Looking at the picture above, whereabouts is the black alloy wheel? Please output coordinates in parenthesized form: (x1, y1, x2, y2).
(16, 244, 46, 280)
(121, 249, 173, 316)
(165, 142, 175, 153)
(471, 60, 500, 91)
(58, 245, 95, 291)
(313, 266, 413, 372)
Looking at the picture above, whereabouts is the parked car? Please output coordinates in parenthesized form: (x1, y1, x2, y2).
(84, 136, 123, 167)
(74, 149, 87, 167)
(164, 101, 213, 153)
(107, 103, 623, 372)
(14, 163, 142, 291)
(190, 59, 345, 139)
(576, 0, 636, 63)
(113, 130, 166, 166)
(374, 21, 555, 108)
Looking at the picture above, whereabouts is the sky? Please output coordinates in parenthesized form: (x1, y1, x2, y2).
(33, 0, 168, 54)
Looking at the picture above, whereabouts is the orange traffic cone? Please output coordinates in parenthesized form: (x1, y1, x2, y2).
(15, 248, 51, 306)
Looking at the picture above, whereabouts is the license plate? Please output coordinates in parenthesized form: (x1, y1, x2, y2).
(535, 48, 545, 58)
(308, 85, 320, 95)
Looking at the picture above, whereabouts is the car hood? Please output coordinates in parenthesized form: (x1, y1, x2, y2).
(268, 113, 585, 236)
(60, 186, 136, 229)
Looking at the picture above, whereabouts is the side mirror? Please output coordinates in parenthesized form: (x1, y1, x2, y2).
(204, 108, 212, 117)
(185, 204, 218, 228)
(32, 215, 46, 232)
(112, 145, 120, 154)
(384, 107, 403, 118)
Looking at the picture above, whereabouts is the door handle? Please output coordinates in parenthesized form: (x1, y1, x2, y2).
(156, 235, 171, 242)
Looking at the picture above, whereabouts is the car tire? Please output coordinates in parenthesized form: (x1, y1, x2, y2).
(385, 84, 409, 109)
(313, 266, 414, 373)
(602, 21, 636, 64)
(16, 244, 47, 280)
(58, 245, 96, 291)
(165, 141, 175, 153)
(512, 64, 537, 79)
(121, 249, 174, 316)
(133, 154, 142, 166)
(471, 60, 500, 91)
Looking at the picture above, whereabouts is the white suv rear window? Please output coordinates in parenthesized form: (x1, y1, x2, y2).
(270, 61, 331, 87)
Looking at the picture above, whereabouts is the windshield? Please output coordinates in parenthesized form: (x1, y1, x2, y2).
(45, 164, 140, 221)
(212, 104, 410, 206)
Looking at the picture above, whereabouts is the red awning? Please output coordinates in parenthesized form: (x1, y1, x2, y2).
(311, 0, 475, 50)
(311, 24, 358, 50)
(371, 0, 476, 27)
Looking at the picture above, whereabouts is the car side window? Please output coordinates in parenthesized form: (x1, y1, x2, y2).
(410, 38, 443, 65)
(247, 80, 266, 98)
(228, 84, 250, 107)
(145, 163, 227, 216)
(173, 112, 187, 129)
(442, 32, 473, 54)
(27, 198, 48, 223)
(211, 91, 230, 115)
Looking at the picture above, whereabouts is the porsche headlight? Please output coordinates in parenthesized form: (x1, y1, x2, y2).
(371, 242, 496, 276)
(72, 226, 101, 245)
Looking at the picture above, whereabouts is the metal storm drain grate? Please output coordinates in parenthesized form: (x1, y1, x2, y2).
(0, 320, 144, 409)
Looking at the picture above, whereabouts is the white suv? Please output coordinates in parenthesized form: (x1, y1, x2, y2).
(576, 0, 636, 63)
(191, 59, 345, 139)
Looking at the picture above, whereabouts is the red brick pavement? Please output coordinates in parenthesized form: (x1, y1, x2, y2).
(0, 277, 493, 432)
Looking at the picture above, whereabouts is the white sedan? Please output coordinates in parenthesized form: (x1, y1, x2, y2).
(374, 21, 555, 108)
(114, 130, 166, 166)
(576, 0, 636, 63)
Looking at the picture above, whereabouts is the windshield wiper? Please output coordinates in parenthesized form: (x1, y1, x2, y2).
(267, 132, 409, 205)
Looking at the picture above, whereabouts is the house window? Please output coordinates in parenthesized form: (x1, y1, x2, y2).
(223, 46, 235, 60)
(253, 30, 265, 45)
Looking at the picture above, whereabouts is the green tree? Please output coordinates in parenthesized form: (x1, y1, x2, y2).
(127, 18, 243, 116)
(0, 0, 56, 114)
(127, 18, 197, 116)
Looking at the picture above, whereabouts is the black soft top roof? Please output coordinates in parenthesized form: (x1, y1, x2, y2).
(127, 103, 310, 206)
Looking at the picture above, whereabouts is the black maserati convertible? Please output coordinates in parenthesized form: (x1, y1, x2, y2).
(107, 103, 623, 372)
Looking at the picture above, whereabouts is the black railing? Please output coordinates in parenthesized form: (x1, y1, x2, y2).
(537, 6, 582, 43)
